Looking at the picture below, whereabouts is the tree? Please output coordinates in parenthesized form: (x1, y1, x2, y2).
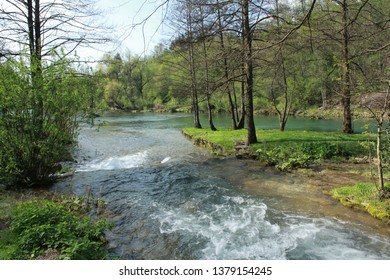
(242, 0, 257, 143)
(169, 0, 202, 128)
(266, 0, 293, 132)
(313, 0, 383, 133)
(0, 0, 109, 187)
(0, 0, 110, 61)
(198, 2, 217, 131)
(0, 57, 93, 187)
(363, 82, 390, 199)
(215, 0, 241, 129)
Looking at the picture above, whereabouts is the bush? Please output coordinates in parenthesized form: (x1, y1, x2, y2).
(0, 58, 92, 187)
(0, 198, 111, 260)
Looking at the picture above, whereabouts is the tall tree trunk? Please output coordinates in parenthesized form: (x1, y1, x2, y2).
(242, 0, 257, 144)
(27, 0, 44, 131)
(376, 123, 385, 196)
(274, 1, 291, 132)
(187, 1, 201, 129)
(217, 1, 237, 130)
(341, 0, 353, 134)
(237, 66, 246, 129)
(190, 44, 202, 129)
(201, 7, 216, 131)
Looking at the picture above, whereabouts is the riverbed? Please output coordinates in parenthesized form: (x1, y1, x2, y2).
(53, 112, 390, 259)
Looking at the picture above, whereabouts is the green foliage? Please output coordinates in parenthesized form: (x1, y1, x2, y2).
(256, 141, 367, 171)
(256, 145, 311, 171)
(0, 198, 111, 260)
(331, 183, 390, 223)
(183, 128, 371, 171)
(0, 57, 94, 187)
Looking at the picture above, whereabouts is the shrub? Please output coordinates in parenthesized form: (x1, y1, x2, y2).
(1, 198, 111, 260)
(0, 58, 93, 187)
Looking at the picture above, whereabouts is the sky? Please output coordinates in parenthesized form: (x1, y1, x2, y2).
(78, 0, 170, 60)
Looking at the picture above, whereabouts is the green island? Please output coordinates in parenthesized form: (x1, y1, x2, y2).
(182, 127, 390, 224)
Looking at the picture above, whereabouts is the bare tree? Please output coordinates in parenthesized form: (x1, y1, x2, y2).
(1, 0, 111, 129)
(0, 0, 111, 62)
(168, 0, 202, 128)
(216, 0, 238, 129)
(314, 0, 378, 134)
(198, 3, 217, 131)
(363, 82, 390, 198)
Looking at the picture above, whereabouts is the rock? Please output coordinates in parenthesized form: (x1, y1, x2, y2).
(35, 249, 61, 260)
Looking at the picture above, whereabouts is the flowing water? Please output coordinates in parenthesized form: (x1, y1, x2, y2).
(53, 112, 390, 260)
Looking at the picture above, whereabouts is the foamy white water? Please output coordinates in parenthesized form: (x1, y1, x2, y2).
(77, 151, 148, 172)
(161, 157, 171, 164)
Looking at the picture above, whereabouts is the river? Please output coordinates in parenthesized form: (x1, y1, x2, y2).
(53, 112, 390, 260)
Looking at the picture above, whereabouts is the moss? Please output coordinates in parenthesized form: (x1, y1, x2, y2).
(331, 184, 390, 223)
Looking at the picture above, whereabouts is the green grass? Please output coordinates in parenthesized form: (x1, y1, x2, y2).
(183, 128, 248, 154)
(183, 128, 369, 149)
(182, 128, 372, 170)
(331, 184, 390, 223)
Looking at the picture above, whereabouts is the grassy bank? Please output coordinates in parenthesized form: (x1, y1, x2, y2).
(0, 189, 112, 260)
(331, 184, 390, 223)
(182, 128, 390, 223)
(182, 128, 370, 170)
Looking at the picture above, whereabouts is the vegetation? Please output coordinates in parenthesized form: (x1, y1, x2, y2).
(331, 183, 390, 223)
(0, 191, 112, 260)
(0, 0, 389, 257)
(0, 0, 106, 188)
(1, 1, 388, 188)
(89, 1, 389, 138)
(182, 128, 370, 170)
(0, 57, 99, 187)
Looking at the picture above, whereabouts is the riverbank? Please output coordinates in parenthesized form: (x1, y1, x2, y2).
(182, 127, 390, 224)
(131, 105, 375, 121)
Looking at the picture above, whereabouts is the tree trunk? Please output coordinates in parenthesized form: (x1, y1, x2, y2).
(200, 7, 216, 131)
(341, 0, 353, 134)
(376, 124, 385, 196)
(187, 0, 201, 129)
(237, 70, 246, 129)
(27, 0, 44, 131)
(217, 1, 237, 130)
(242, 0, 257, 144)
(280, 119, 286, 132)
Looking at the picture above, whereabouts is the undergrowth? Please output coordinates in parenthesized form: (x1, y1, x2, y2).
(183, 128, 371, 171)
(0, 195, 112, 260)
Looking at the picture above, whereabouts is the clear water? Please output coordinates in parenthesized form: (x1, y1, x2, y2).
(53, 112, 390, 260)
